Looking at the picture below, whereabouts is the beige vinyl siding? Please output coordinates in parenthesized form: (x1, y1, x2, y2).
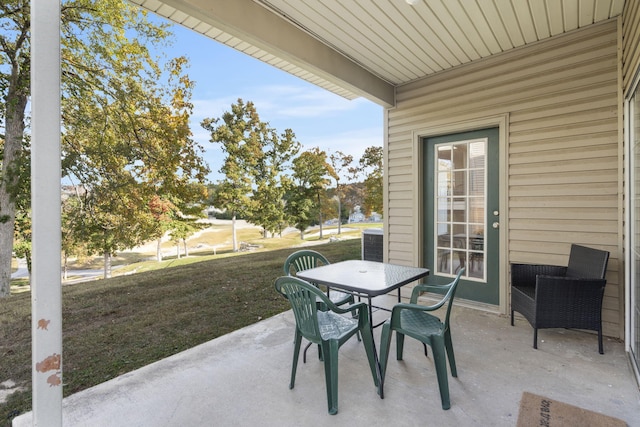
(387, 20, 622, 338)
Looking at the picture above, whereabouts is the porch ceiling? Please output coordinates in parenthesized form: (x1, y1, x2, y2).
(129, 0, 625, 107)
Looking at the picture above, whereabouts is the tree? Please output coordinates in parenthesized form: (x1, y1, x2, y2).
(155, 190, 208, 260)
(283, 187, 315, 239)
(328, 150, 353, 234)
(169, 217, 201, 259)
(61, 189, 90, 280)
(342, 181, 365, 220)
(0, 0, 31, 296)
(61, 51, 208, 276)
(357, 146, 383, 216)
(148, 195, 176, 262)
(0, 0, 193, 295)
(8, 135, 30, 277)
(291, 147, 334, 239)
(251, 128, 300, 237)
(67, 183, 154, 278)
(202, 99, 300, 246)
(13, 209, 30, 276)
(202, 99, 263, 251)
(5, 8, 209, 282)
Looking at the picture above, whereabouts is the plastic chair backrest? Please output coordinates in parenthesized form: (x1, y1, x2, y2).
(275, 276, 324, 342)
(566, 244, 609, 279)
(283, 250, 330, 276)
(441, 269, 463, 330)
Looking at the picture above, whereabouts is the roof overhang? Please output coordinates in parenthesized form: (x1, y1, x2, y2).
(130, 0, 395, 106)
(129, 0, 626, 108)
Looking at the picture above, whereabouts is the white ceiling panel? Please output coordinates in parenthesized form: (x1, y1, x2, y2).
(129, 0, 625, 105)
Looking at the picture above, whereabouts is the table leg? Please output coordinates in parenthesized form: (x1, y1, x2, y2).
(365, 295, 386, 399)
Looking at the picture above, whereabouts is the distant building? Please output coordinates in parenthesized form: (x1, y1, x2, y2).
(368, 212, 382, 222)
(348, 206, 382, 223)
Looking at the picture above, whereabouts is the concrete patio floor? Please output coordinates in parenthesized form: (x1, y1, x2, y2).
(14, 295, 640, 426)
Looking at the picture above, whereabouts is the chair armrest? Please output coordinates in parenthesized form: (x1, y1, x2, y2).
(330, 300, 368, 315)
(534, 275, 606, 310)
(410, 283, 449, 304)
(302, 282, 363, 314)
(535, 275, 606, 295)
(533, 276, 607, 329)
(315, 289, 366, 314)
(391, 301, 444, 319)
(511, 263, 567, 288)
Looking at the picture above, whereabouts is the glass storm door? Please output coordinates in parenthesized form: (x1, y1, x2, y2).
(424, 128, 499, 305)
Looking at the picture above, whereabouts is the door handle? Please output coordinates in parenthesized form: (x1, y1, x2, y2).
(492, 222, 499, 229)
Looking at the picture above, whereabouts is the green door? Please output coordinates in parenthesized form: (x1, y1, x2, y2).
(424, 128, 500, 305)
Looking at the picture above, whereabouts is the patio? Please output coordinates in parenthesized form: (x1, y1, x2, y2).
(13, 295, 640, 427)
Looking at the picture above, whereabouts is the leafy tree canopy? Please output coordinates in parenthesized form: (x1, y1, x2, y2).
(1, 0, 210, 286)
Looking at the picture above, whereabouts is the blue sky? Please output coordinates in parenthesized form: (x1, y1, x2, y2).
(156, 19, 384, 182)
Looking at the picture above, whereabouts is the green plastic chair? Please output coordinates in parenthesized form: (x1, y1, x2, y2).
(283, 249, 355, 307)
(283, 250, 358, 362)
(379, 269, 464, 410)
(274, 276, 378, 415)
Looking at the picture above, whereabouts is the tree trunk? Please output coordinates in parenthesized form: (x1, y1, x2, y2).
(0, 89, 28, 296)
(232, 214, 238, 252)
(103, 252, 112, 279)
(156, 238, 163, 262)
(183, 239, 188, 257)
(176, 242, 181, 259)
(63, 253, 68, 281)
(317, 192, 323, 239)
(337, 198, 342, 235)
(25, 250, 32, 277)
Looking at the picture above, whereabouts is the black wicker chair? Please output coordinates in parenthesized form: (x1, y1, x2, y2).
(510, 244, 610, 354)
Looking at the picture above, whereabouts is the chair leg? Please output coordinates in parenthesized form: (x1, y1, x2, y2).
(533, 328, 538, 350)
(360, 324, 379, 388)
(302, 342, 312, 363)
(598, 328, 604, 355)
(290, 330, 303, 389)
(322, 340, 339, 415)
(431, 337, 451, 410)
(349, 298, 362, 342)
(510, 309, 514, 326)
(422, 343, 428, 357)
(378, 321, 393, 398)
(396, 332, 405, 360)
(444, 330, 457, 378)
(379, 324, 392, 376)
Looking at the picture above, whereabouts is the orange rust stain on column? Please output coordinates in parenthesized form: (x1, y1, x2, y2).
(47, 372, 62, 387)
(36, 353, 61, 373)
(37, 319, 50, 330)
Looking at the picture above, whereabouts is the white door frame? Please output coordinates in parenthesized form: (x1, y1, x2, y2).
(411, 114, 509, 314)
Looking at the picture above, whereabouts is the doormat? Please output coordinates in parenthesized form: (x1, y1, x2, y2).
(516, 391, 627, 427)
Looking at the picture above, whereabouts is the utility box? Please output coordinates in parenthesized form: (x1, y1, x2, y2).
(362, 228, 383, 262)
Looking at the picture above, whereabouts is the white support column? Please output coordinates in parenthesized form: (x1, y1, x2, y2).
(31, 1, 63, 426)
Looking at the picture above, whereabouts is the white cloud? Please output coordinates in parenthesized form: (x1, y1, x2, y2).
(305, 127, 383, 171)
(255, 85, 359, 118)
(192, 97, 242, 123)
(191, 84, 366, 123)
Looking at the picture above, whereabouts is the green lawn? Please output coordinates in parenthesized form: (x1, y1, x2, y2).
(0, 238, 362, 425)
